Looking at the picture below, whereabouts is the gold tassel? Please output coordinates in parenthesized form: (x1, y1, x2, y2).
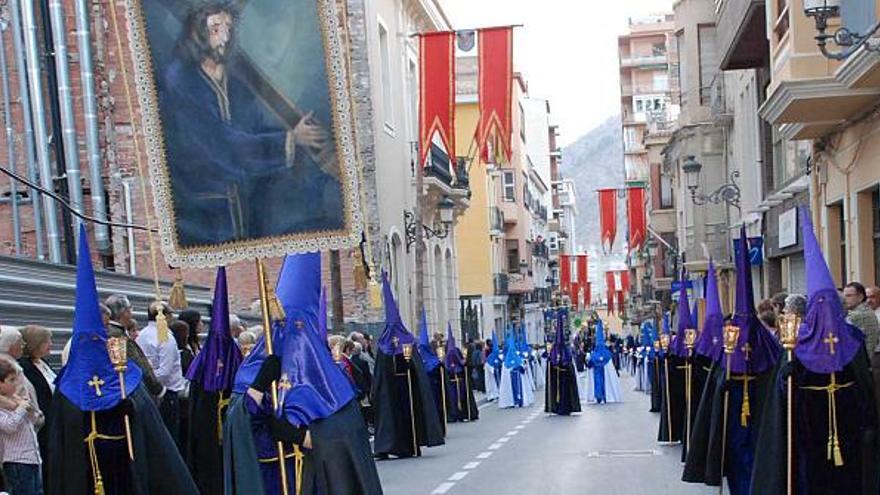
(832, 436, 844, 466)
(267, 290, 286, 322)
(156, 307, 169, 344)
(352, 249, 367, 290)
(168, 273, 188, 310)
(740, 379, 751, 427)
(368, 277, 382, 309)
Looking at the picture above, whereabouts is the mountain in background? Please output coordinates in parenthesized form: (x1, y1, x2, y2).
(560, 115, 626, 252)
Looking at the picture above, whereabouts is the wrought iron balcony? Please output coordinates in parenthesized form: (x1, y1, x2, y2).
(493, 273, 509, 296)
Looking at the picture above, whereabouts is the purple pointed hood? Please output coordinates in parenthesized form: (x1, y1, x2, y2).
(670, 271, 692, 357)
(186, 267, 243, 391)
(695, 260, 724, 361)
(724, 226, 781, 374)
(377, 272, 415, 355)
(444, 322, 465, 372)
(549, 308, 572, 366)
(795, 207, 863, 373)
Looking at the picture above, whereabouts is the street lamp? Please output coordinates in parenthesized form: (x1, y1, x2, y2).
(404, 195, 455, 250)
(804, 0, 880, 60)
(681, 155, 741, 212)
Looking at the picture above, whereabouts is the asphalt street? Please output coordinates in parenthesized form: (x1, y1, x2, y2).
(377, 373, 721, 495)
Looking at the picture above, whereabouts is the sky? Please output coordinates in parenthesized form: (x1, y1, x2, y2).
(441, 0, 673, 146)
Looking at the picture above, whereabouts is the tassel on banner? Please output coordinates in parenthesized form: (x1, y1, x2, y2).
(168, 271, 188, 310)
(156, 306, 170, 343)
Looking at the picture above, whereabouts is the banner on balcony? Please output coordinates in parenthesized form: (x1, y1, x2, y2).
(626, 187, 647, 251)
(419, 31, 456, 164)
(576, 255, 588, 296)
(477, 27, 513, 163)
(598, 189, 618, 253)
(617, 290, 625, 318)
(619, 270, 630, 293)
(560, 254, 571, 297)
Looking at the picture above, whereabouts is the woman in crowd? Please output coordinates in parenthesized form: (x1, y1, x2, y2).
(17, 325, 54, 483)
(178, 309, 203, 354)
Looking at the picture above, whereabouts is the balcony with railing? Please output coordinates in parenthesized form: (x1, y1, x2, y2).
(424, 142, 453, 184)
(646, 109, 676, 136)
(493, 273, 509, 296)
(508, 273, 535, 294)
(620, 54, 668, 68)
(532, 242, 549, 260)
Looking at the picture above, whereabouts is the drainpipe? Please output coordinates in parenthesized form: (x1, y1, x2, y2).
(0, 21, 21, 255)
(73, 0, 109, 252)
(20, 0, 62, 263)
(8, 0, 45, 260)
(48, 0, 85, 247)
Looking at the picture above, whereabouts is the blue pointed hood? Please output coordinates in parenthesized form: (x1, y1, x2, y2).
(377, 273, 415, 355)
(590, 320, 612, 367)
(502, 329, 523, 370)
(59, 225, 142, 411)
(233, 253, 354, 426)
(487, 330, 502, 368)
(795, 207, 863, 372)
(186, 267, 242, 391)
(641, 320, 656, 359)
(417, 309, 440, 372)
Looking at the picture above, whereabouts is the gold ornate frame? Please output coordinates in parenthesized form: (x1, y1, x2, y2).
(126, 0, 363, 268)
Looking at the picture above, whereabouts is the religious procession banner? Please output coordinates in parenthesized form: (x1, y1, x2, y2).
(128, 0, 363, 267)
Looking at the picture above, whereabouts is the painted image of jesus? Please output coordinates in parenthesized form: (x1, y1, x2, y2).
(156, 1, 345, 248)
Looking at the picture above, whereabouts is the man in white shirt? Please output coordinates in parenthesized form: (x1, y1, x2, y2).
(136, 301, 188, 448)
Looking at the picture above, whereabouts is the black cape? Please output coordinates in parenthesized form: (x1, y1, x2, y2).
(187, 384, 232, 494)
(545, 359, 582, 415)
(649, 355, 662, 412)
(681, 352, 710, 462)
(657, 354, 686, 442)
(750, 347, 880, 495)
(682, 360, 722, 483)
(47, 385, 198, 495)
(701, 364, 775, 492)
(371, 351, 445, 457)
(223, 395, 382, 494)
(425, 365, 453, 436)
(447, 365, 479, 422)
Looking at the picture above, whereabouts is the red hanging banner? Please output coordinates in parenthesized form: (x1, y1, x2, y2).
(626, 187, 647, 251)
(477, 27, 513, 163)
(605, 271, 616, 315)
(560, 254, 571, 299)
(419, 32, 456, 163)
(619, 270, 630, 293)
(617, 290, 625, 318)
(598, 189, 618, 253)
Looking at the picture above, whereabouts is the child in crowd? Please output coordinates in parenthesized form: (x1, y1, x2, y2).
(0, 358, 43, 495)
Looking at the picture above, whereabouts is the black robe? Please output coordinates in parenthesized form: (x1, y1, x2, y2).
(223, 395, 383, 494)
(649, 355, 662, 413)
(545, 359, 581, 415)
(425, 364, 453, 436)
(681, 353, 710, 462)
(371, 351, 445, 457)
(750, 348, 880, 495)
(47, 385, 198, 495)
(657, 354, 686, 442)
(683, 361, 722, 483)
(447, 365, 479, 422)
(186, 383, 233, 494)
(700, 365, 774, 493)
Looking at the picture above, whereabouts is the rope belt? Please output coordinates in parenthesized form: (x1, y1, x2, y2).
(259, 445, 305, 495)
(801, 373, 854, 466)
(84, 411, 127, 495)
(217, 392, 232, 444)
(731, 374, 756, 426)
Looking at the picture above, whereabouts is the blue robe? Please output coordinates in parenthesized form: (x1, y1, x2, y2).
(158, 56, 343, 246)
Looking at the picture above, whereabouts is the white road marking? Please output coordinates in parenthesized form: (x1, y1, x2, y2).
(498, 437, 510, 443)
(514, 425, 525, 430)
(432, 482, 456, 494)
(448, 471, 469, 481)
(488, 442, 502, 450)
(462, 461, 481, 470)
(506, 430, 519, 436)
(476, 451, 493, 459)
